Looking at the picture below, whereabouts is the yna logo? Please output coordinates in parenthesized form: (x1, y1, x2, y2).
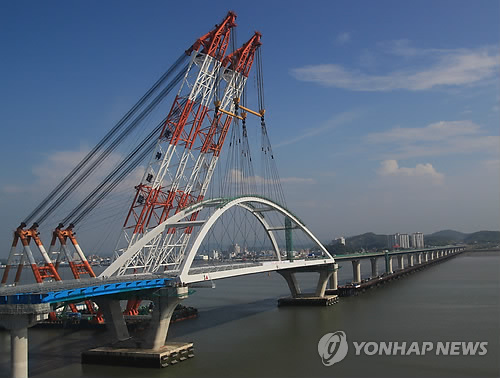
(318, 331, 348, 366)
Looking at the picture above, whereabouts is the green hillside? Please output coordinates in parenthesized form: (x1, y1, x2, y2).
(464, 231, 500, 244)
(327, 229, 499, 252)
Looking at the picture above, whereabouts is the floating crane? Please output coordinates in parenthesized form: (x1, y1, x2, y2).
(1, 11, 282, 319)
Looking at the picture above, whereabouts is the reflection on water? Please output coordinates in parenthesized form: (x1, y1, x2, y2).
(1, 251, 499, 377)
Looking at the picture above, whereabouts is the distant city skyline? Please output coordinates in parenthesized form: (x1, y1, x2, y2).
(0, 1, 498, 258)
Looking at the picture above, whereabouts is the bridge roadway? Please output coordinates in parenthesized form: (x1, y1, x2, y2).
(0, 258, 336, 304)
(1, 244, 461, 304)
(333, 245, 463, 261)
(0, 245, 463, 311)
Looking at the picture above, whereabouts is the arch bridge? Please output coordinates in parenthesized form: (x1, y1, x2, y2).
(101, 195, 335, 284)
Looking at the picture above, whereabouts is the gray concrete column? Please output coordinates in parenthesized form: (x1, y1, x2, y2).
(328, 263, 339, 290)
(386, 255, 393, 274)
(398, 255, 405, 270)
(279, 271, 301, 298)
(370, 258, 378, 278)
(315, 265, 335, 297)
(142, 286, 188, 350)
(417, 253, 422, 264)
(352, 260, 361, 284)
(0, 303, 49, 378)
(11, 327, 28, 378)
(408, 254, 414, 267)
(95, 298, 130, 341)
(424, 252, 429, 262)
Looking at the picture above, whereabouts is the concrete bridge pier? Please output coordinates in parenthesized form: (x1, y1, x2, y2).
(385, 252, 393, 274)
(0, 303, 50, 378)
(424, 252, 429, 262)
(370, 258, 378, 278)
(278, 264, 338, 306)
(417, 253, 422, 264)
(398, 255, 405, 270)
(82, 286, 192, 368)
(141, 286, 188, 350)
(352, 260, 361, 284)
(328, 263, 339, 291)
(279, 270, 302, 298)
(408, 254, 414, 267)
(94, 298, 130, 342)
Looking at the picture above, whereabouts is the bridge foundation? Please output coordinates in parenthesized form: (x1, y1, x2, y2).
(278, 264, 338, 306)
(82, 286, 193, 368)
(0, 303, 50, 378)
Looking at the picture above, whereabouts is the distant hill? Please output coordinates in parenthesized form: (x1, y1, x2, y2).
(424, 230, 467, 246)
(425, 230, 500, 246)
(327, 229, 499, 252)
(464, 231, 500, 244)
(345, 232, 387, 250)
(427, 230, 467, 241)
(327, 232, 388, 254)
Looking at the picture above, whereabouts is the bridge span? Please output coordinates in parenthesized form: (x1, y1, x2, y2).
(0, 241, 465, 377)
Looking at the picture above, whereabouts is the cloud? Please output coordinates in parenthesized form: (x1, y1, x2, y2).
(228, 169, 315, 185)
(336, 32, 351, 45)
(365, 120, 499, 159)
(290, 45, 499, 91)
(274, 110, 359, 148)
(281, 176, 316, 184)
(2, 147, 144, 226)
(378, 160, 444, 183)
(377, 39, 422, 57)
(365, 120, 480, 143)
(481, 159, 500, 171)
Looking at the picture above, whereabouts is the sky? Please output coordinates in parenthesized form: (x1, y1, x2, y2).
(0, 0, 499, 256)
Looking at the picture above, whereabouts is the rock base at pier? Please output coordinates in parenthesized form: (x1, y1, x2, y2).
(81, 341, 194, 368)
(277, 294, 338, 306)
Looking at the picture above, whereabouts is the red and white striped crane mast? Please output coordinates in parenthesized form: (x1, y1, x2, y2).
(116, 12, 237, 266)
(115, 31, 264, 276)
(179, 32, 263, 221)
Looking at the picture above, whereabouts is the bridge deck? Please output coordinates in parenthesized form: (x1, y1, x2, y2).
(0, 258, 335, 304)
(0, 245, 463, 305)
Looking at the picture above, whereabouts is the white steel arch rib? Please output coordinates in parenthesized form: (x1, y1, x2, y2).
(100, 196, 334, 281)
